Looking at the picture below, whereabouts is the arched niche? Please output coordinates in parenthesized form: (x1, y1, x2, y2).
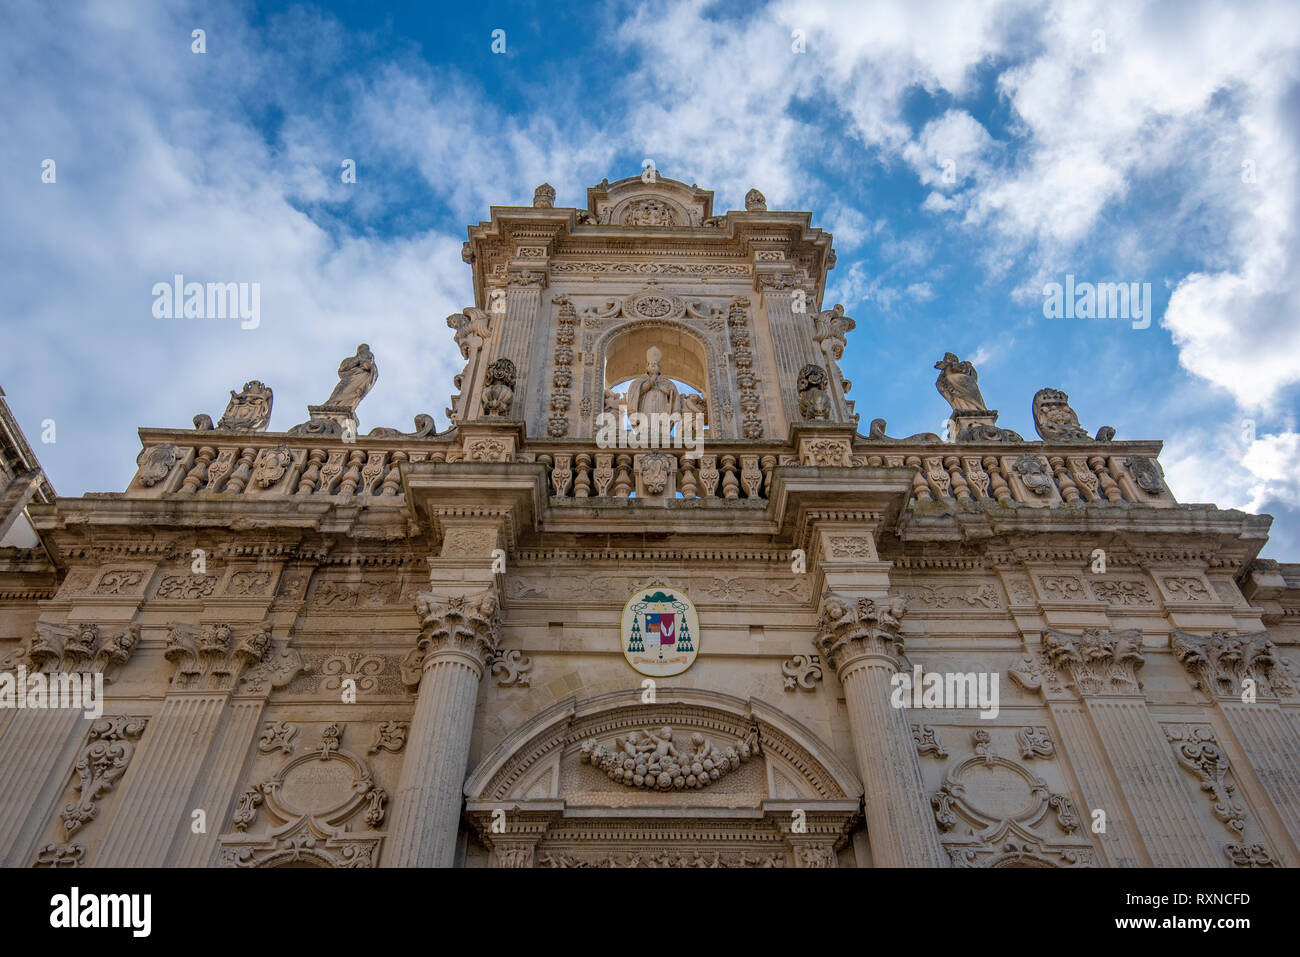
(596, 320, 726, 436)
(462, 689, 864, 867)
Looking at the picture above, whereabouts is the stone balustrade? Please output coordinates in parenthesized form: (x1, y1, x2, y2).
(123, 429, 1175, 510)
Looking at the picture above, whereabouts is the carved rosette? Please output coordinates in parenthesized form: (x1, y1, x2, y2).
(1040, 627, 1145, 696)
(403, 590, 503, 684)
(813, 593, 908, 671)
(1170, 630, 1288, 700)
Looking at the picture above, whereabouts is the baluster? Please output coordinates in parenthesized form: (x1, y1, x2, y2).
(740, 455, 762, 499)
(360, 451, 387, 495)
(535, 453, 553, 493)
(318, 450, 347, 495)
(721, 455, 740, 499)
(297, 449, 325, 495)
(381, 451, 407, 496)
(1048, 455, 1081, 503)
(338, 449, 366, 495)
(905, 455, 934, 502)
(574, 453, 592, 498)
(613, 454, 633, 498)
(593, 453, 614, 496)
(679, 457, 698, 499)
(552, 453, 573, 498)
(224, 448, 256, 494)
(983, 455, 1013, 505)
(1088, 454, 1122, 501)
(962, 455, 990, 500)
(944, 455, 971, 502)
(699, 454, 720, 497)
(180, 446, 215, 495)
(760, 454, 776, 499)
(922, 456, 950, 499)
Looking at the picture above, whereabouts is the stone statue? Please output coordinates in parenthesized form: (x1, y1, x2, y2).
(625, 347, 681, 417)
(217, 381, 273, 432)
(745, 188, 767, 212)
(322, 344, 378, 412)
(533, 182, 555, 208)
(446, 307, 493, 359)
(480, 358, 517, 417)
(934, 353, 987, 413)
(797, 363, 832, 420)
(812, 304, 856, 361)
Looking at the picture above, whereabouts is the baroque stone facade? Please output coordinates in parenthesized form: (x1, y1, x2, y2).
(2, 174, 1299, 869)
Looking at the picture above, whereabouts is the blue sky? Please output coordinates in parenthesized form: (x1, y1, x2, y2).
(3, 0, 1299, 556)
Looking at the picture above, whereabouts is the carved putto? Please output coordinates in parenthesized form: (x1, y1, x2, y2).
(217, 380, 273, 432)
(797, 364, 831, 421)
(812, 304, 855, 361)
(480, 357, 517, 418)
(447, 307, 493, 358)
(579, 725, 752, 791)
(934, 352, 987, 412)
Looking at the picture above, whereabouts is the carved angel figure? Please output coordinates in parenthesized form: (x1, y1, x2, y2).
(812, 304, 856, 360)
(934, 352, 987, 413)
(322, 344, 379, 412)
(446, 307, 493, 359)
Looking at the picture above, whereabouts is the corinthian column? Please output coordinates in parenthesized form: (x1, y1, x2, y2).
(382, 588, 501, 868)
(815, 592, 949, 867)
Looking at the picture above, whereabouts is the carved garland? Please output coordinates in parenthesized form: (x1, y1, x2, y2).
(548, 296, 577, 437)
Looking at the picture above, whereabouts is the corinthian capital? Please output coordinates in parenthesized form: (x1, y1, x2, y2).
(405, 589, 503, 684)
(20, 622, 140, 681)
(1171, 630, 1290, 700)
(1041, 627, 1145, 696)
(164, 621, 273, 690)
(813, 592, 907, 671)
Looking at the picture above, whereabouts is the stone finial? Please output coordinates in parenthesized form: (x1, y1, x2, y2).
(797, 364, 831, 421)
(480, 357, 517, 417)
(1033, 388, 1106, 442)
(217, 380, 273, 433)
(745, 188, 767, 212)
(533, 182, 556, 208)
